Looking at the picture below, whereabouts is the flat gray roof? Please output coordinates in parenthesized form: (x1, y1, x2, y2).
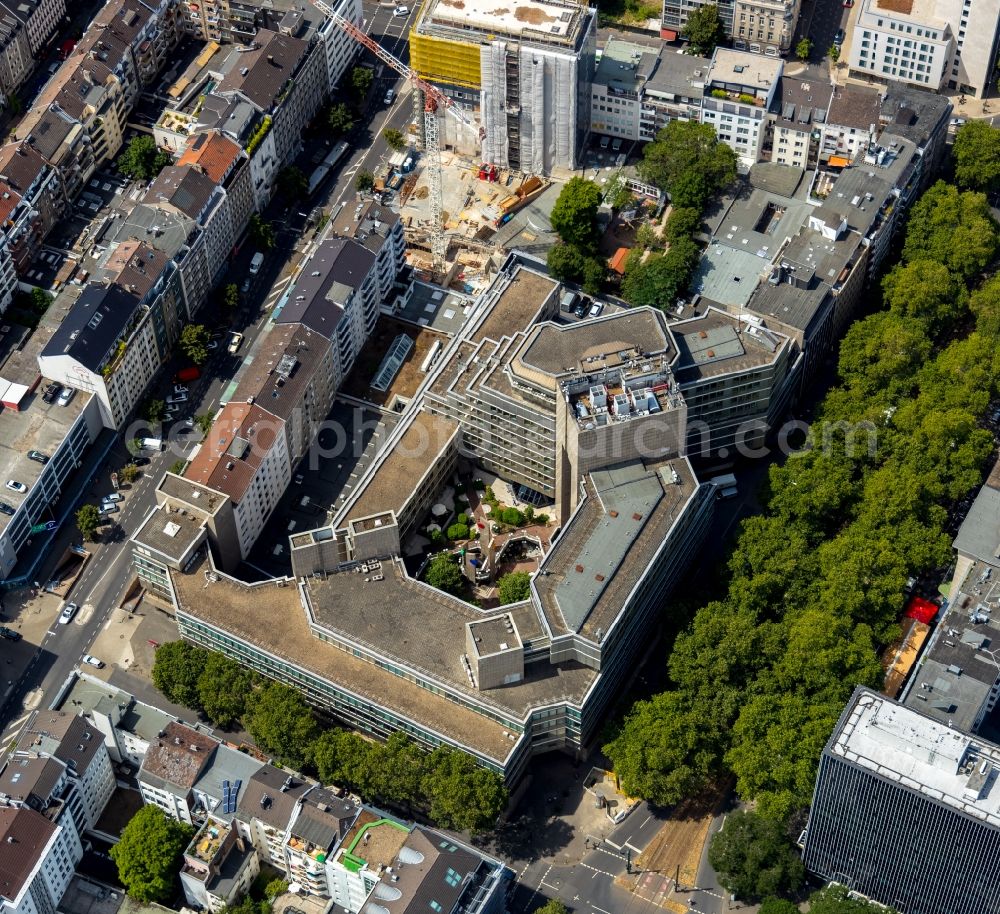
(396, 282, 471, 336)
(671, 308, 786, 382)
(832, 688, 1000, 828)
(955, 480, 1000, 566)
(58, 673, 177, 744)
(133, 504, 205, 564)
(691, 243, 767, 309)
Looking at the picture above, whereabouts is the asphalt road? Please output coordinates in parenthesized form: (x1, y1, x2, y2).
(793, 0, 850, 61)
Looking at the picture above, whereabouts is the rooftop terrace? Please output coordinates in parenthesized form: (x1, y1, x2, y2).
(420, 0, 590, 44)
(339, 812, 409, 873)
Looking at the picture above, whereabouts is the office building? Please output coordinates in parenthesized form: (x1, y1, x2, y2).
(639, 50, 708, 135)
(804, 688, 1000, 914)
(848, 0, 1000, 96)
(590, 39, 660, 144)
(410, 0, 597, 173)
(661, 0, 801, 56)
(0, 806, 82, 914)
(700, 48, 782, 166)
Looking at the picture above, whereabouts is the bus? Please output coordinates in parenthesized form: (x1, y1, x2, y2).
(307, 141, 350, 196)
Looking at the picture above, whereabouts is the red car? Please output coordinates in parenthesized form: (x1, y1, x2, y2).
(174, 366, 201, 383)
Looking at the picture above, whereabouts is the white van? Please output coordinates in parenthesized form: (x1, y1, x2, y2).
(249, 252, 264, 275)
(140, 437, 164, 451)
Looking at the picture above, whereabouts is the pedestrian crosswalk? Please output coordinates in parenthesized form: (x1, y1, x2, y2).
(264, 274, 293, 311)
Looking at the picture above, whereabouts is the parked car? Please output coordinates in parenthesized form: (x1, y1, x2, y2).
(174, 366, 201, 383)
(5, 480, 26, 493)
(250, 252, 264, 275)
(393, 5, 409, 14)
(133, 456, 150, 466)
(56, 387, 75, 407)
(27, 450, 48, 464)
(59, 603, 77, 624)
(42, 383, 61, 404)
(0, 626, 21, 641)
(173, 384, 189, 395)
(81, 654, 105, 668)
(384, 88, 395, 105)
(166, 393, 188, 405)
(99, 503, 119, 516)
(102, 493, 124, 503)
(589, 302, 603, 317)
(241, 276, 251, 294)
(228, 332, 244, 355)
(834, 27, 845, 44)
(0, 502, 14, 516)
(207, 340, 219, 351)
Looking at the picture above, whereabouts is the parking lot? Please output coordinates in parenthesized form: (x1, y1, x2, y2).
(243, 402, 399, 578)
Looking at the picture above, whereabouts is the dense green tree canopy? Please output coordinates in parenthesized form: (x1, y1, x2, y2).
(151, 641, 208, 708)
(638, 121, 737, 209)
(425, 552, 465, 596)
(276, 166, 308, 201)
(759, 899, 800, 914)
(683, 4, 725, 55)
(111, 807, 194, 903)
(422, 747, 508, 833)
(707, 810, 805, 901)
(197, 652, 255, 729)
(952, 120, 1000, 193)
(808, 884, 898, 914)
(498, 571, 532, 604)
(621, 237, 699, 308)
(76, 504, 101, 541)
(533, 901, 569, 914)
(117, 135, 172, 180)
(245, 681, 319, 767)
(249, 214, 276, 250)
(328, 102, 355, 136)
(179, 324, 210, 365)
(550, 177, 603, 252)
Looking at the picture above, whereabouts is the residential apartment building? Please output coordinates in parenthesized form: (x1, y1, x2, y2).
(4, 711, 116, 835)
(0, 234, 17, 313)
(38, 245, 183, 428)
(180, 818, 260, 912)
(848, 0, 1000, 96)
(699, 48, 782, 166)
(0, 806, 82, 914)
(0, 139, 70, 273)
(661, 0, 800, 55)
(274, 237, 380, 390)
(804, 688, 1000, 914)
(821, 84, 881, 165)
(640, 50, 708, 134)
(138, 721, 263, 826)
(14, 0, 66, 57)
(0, 5, 33, 103)
(767, 76, 831, 169)
(410, 0, 597, 173)
(329, 200, 407, 307)
(18, 106, 95, 201)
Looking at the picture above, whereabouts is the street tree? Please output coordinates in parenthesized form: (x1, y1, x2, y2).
(683, 4, 726, 55)
(76, 504, 101, 541)
(249, 214, 276, 250)
(664, 206, 702, 245)
(151, 641, 208, 709)
(351, 66, 374, 100)
(117, 135, 172, 181)
(383, 128, 407, 151)
(425, 552, 465, 596)
(111, 806, 194, 903)
(29, 288, 52, 315)
(828, 44, 840, 61)
(143, 398, 165, 423)
(374, 732, 427, 808)
(550, 177, 603, 252)
(179, 324, 210, 364)
(222, 282, 239, 313)
(312, 728, 379, 794)
(245, 681, 319, 767)
(533, 902, 569, 914)
(881, 259, 968, 331)
(953, 120, 1000, 193)
(328, 102, 355, 136)
(707, 810, 805, 902)
(498, 571, 531, 604)
(197, 652, 255, 729)
(119, 463, 140, 484)
(582, 256, 606, 295)
(759, 900, 800, 914)
(422, 747, 508, 833)
(195, 414, 214, 435)
(355, 170, 375, 193)
(795, 38, 813, 60)
(621, 237, 699, 309)
(276, 166, 308, 201)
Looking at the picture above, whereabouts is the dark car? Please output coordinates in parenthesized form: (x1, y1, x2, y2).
(42, 383, 61, 403)
(27, 450, 48, 464)
(133, 456, 150, 466)
(834, 28, 846, 44)
(0, 626, 21, 641)
(0, 502, 14, 516)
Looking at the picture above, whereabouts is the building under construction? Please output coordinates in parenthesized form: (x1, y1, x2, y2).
(410, 0, 597, 175)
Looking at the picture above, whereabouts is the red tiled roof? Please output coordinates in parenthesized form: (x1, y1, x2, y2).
(178, 131, 241, 184)
(0, 182, 22, 223)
